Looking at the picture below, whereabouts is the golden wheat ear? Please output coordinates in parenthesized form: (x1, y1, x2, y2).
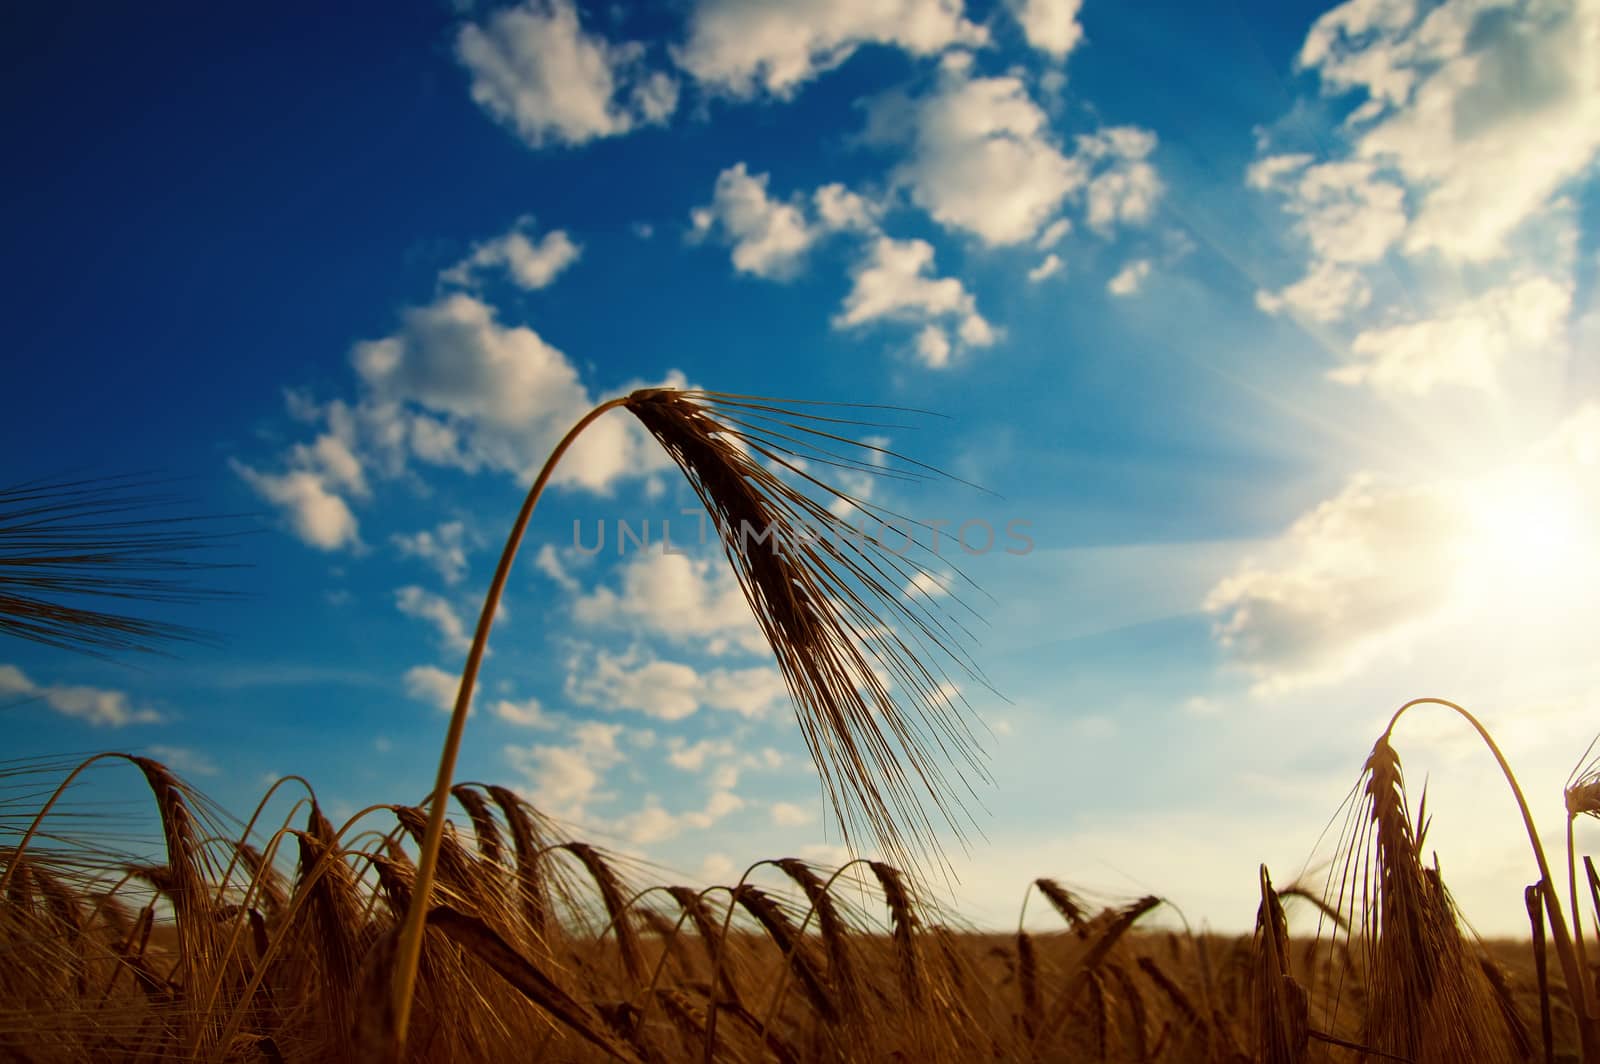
(623, 389, 995, 872)
(0, 474, 244, 657)
(392, 387, 997, 1053)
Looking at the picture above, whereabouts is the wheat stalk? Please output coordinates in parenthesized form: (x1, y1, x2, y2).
(0, 475, 241, 657)
(389, 388, 992, 1053)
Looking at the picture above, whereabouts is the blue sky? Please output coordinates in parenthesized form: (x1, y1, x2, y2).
(5, 0, 1600, 933)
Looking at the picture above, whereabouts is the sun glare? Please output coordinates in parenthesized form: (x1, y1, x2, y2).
(1465, 465, 1593, 588)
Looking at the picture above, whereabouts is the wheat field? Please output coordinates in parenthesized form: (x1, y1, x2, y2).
(0, 731, 1594, 1062)
(5, 394, 1600, 1061)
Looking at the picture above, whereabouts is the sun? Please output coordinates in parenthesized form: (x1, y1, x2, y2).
(1463, 463, 1594, 589)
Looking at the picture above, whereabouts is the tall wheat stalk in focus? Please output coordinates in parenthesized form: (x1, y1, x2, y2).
(388, 388, 992, 1056)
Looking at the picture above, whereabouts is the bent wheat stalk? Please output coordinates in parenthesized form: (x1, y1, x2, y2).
(390, 388, 991, 1054)
(1379, 697, 1600, 1060)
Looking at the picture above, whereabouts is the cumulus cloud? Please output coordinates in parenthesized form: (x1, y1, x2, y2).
(833, 236, 996, 363)
(1255, 260, 1372, 323)
(700, 666, 790, 719)
(1027, 253, 1063, 283)
(1107, 259, 1151, 296)
(395, 586, 472, 654)
(534, 543, 581, 592)
(492, 696, 555, 728)
(393, 521, 470, 585)
(609, 787, 746, 844)
(1036, 218, 1072, 249)
(1250, 157, 1407, 268)
(914, 324, 953, 368)
(565, 646, 788, 721)
(0, 664, 164, 727)
(456, 0, 677, 148)
(873, 62, 1162, 248)
(145, 745, 219, 777)
(690, 163, 819, 280)
(1205, 476, 1471, 692)
(677, 0, 986, 98)
(243, 294, 688, 554)
(886, 65, 1086, 246)
(1079, 127, 1164, 234)
(1248, 155, 1404, 323)
(232, 464, 360, 551)
(667, 737, 735, 772)
(352, 293, 673, 491)
(572, 550, 766, 653)
(1259, 0, 1600, 285)
(403, 664, 464, 713)
(1009, 0, 1085, 58)
(770, 800, 816, 826)
(1207, 404, 1600, 694)
(505, 721, 625, 818)
(1326, 0, 1600, 262)
(1332, 275, 1571, 395)
(690, 165, 885, 280)
(441, 217, 581, 290)
(812, 183, 881, 233)
(687, 162, 1002, 366)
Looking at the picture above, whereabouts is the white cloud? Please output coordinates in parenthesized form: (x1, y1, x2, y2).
(245, 296, 687, 556)
(690, 163, 819, 280)
(395, 586, 473, 654)
(492, 696, 555, 728)
(534, 543, 581, 592)
(833, 236, 996, 362)
(812, 183, 881, 233)
(1246, 154, 1404, 321)
(572, 550, 765, 652)
(889, 67, 1086, 246)
(1255, 260, 1372, 323)
(914, 324, 952, 368)
(393, 521, 470, 585)
(1205, 475, 1471, 692)
(667, 737, 735, 772)
(352, 293, 671, 491)
(691, 167, 885, 280)
(699, 853, 735, 881)
(700, 666, 789, 719)
(1252, 158, 1407, 272)
(145, 745, 219, 777)
(677, 0, 986, 98)
(505, 721, 624, 818)
(566, 646, 787, 721)
(610, 788, 746, 844)
(1009, 0, 1085, 59)
(441, 217, 581, 290)
(0, 664, 164, 727)
(290, 433, 368, 498)
(1036, 218, 1072, 249)
(1027, 253, 1063, 283)
(1245, 152, 1314, 191)
(904, 569, 949, 598)
(569, 649, 703, 720)
(1106, 258, 1151, 296)
(770, 800, 816, 826)
(232, 463, 360, 552)
(404, 664, 464, 713)
(880, 64, 1162, 246)
(1351, 1, 1600, 262)
(1332, 275, 1571, 395)
(456, 0, 677, 148)
(1078, 126, 1163, 234)
(1287, 0, 1600, 263)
